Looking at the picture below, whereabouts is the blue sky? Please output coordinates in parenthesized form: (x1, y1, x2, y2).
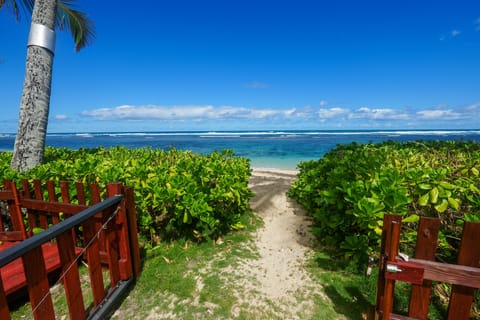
(1, 0, 480, 133)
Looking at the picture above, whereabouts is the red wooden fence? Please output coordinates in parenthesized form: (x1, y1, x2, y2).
(370, 214, 480, 320)
(0, 179, 141, 320)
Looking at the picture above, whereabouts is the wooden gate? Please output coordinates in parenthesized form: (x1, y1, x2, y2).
(371, 214, 480, 320)
(0, 179, 141, 320)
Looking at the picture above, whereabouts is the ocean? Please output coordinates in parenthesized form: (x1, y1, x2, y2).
(1, 130, 480, 170)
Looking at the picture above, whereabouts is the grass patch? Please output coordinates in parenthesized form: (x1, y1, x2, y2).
(110, 211, 375, 319)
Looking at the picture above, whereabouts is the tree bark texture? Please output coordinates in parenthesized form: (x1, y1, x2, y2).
(11, 0, 57, 172)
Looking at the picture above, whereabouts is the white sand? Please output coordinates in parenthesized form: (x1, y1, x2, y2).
(200, 168, 324, 319)
(242, 169, 321, 309)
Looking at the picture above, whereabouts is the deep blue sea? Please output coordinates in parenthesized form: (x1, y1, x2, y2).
(1, 130, 480, 169)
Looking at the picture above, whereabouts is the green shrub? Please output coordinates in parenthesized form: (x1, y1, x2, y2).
(288, 140, 480, 268)
(1, 147, 253, 246)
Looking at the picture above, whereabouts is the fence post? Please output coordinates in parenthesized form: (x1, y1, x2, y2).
(124, 186, 141, 277)
(57, 231, 86, 320)
(382, 219, 401, 319)
(22, 247, 55, 320)
(409, 217, 440, 319)
(447, 221, 480, 319)
(0, 275, 11, 320)
(3, 180, 28, 239)
(374, 214, 402, 319)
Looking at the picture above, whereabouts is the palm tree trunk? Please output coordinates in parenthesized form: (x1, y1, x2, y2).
(10, 0, 57, 172)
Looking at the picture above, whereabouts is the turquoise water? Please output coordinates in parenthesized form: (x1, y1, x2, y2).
(1, 130, 480, 169)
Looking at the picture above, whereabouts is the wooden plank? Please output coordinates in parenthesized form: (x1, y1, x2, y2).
(90, 184, 106, 254)
(376, 214, 402, 318)
(20, 199, 88, 215)
(103, 185, 122, 287)
(22, 179, 38, 232)
(383, 220, 402, 320)
(409, 217, 440, 319)
(108, 183, 132, 280)
(0, 189, 13, 200)
(57, 231, 86, 320)
(33, 180, 49, 230)
(447, 221, 480, 319)
(0, 270, 11, 320)
(407, 259, 480, 288)
(21, 179, 31, 198)
(46, 181, 60, 225)
(125, 186, 141, 277)
(60, 181, 78, 247)
(83, 218, 105, 306)
(22, 246, 55, 320)
(4, 181, 28, 239)
(76, 182, 86, 206)
(384, 260, 424, 285)
(0, 231, 24, 241)
(105, 215, 121, 287)
(0, 243, 64, 295)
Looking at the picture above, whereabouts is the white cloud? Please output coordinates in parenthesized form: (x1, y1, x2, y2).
(283, 108, 298, 118)
(319, 100, 329, 107)
(78, 102, 480, 129)
(82, 105, 291, 121)
(466, 103, 480, 111)
(416, 109, 462, 120)
(54, 114, 68, 120)
(349, 107, 410, 120)
(317, 107, 349, 119)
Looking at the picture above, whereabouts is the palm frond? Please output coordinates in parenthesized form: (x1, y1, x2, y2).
(56, 0, 95, 51)
(0, 0, 34, 20)
(2, 0, 95, 51)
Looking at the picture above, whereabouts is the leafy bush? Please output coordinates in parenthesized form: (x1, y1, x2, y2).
(288, 141, 480, 267)
(1, 147, 253, 245)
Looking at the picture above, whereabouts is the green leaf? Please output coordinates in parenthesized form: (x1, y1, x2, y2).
(472, 167, 479, 176)
(429, 187, 439, 204)
(418, 183, 432, 190)
(447, 197, 460, 211)
(419, 192, 429, 206)
(439, 181, 456, 190)
(402, 214, 420, 223)
(32, 227, 45, 234)
(434, 199, 448, 213)
(469, 184, 480, 194)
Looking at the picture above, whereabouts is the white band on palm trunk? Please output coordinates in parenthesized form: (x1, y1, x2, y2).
(28, 23, 56, 54)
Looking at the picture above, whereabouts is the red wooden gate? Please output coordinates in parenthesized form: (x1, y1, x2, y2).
(371, 214, 480, 320)
(0, 179, 141, 320)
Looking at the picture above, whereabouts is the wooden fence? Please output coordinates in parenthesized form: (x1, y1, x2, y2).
(0, 179, 141, 320)
(370, 214, 480, 320)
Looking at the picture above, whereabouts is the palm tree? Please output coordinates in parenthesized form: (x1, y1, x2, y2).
(1, 0, 94, 172)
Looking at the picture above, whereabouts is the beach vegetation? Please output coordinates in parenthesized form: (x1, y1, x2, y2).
(0, 146, 253, 244)
(1, 0, 95, 172)
(289, 140, 480, 268)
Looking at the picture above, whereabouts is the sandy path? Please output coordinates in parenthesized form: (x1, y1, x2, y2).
(112, 168, 324, 319)
(227, 168, 322, 318)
